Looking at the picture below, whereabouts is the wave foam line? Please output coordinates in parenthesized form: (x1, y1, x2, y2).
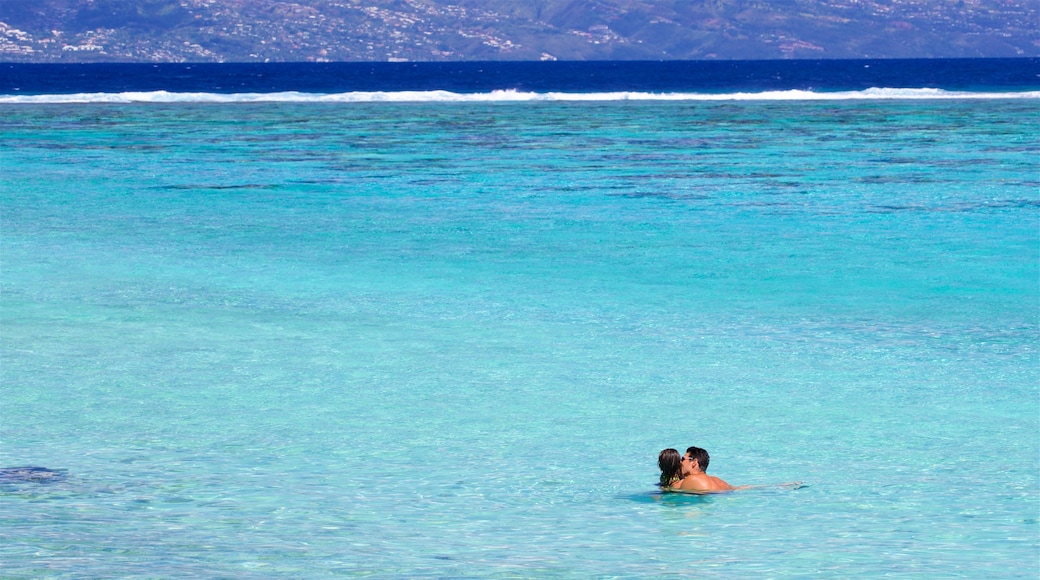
(1, 87, 1037, 104)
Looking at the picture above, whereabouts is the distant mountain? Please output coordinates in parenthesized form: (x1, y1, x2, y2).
(1, 0, 1035, 62)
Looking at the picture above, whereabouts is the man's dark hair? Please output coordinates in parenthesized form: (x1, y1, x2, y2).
(686, 446, 710, 471)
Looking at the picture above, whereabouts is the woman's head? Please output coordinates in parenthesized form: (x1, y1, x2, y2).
(658, 448, 682, 487)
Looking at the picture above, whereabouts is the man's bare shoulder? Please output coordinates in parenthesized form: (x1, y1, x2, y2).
(676, 473, 734, 492)
(708, 475, 734, 491)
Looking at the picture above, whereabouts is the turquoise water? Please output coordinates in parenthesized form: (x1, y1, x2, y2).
(2, 100, 1037, 577)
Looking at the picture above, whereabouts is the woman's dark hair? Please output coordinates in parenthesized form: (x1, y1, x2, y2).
(658, 448, 682, 487)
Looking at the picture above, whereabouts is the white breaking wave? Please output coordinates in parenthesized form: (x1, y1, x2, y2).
(0, 87, 1037, 104)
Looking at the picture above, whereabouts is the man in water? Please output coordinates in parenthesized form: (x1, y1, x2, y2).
(675, 446, 735, 493)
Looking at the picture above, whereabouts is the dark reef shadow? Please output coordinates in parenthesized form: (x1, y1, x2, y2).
(0, 466, 68, 485)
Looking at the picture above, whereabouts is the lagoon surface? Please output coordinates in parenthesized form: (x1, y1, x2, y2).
(1, 67, 1038, 577)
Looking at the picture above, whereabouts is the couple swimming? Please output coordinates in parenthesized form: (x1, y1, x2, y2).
(658, 446, 737, 494)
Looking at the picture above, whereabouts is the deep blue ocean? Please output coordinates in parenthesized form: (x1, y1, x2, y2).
(2, 58, 1039, 97)
(1, 59, 1038, 577)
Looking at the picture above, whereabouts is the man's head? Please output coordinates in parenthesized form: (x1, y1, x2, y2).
(684, 446, 710, 472)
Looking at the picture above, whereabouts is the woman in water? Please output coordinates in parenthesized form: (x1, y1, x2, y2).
(657, 448, 683, 488)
